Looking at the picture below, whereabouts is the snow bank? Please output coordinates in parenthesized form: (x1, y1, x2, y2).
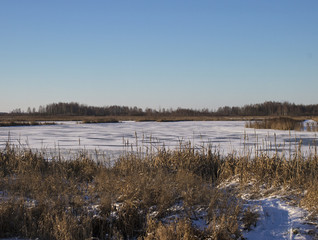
(243, 197, 316, 240)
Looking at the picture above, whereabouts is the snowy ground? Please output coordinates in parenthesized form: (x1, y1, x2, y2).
(222, 178, 318, 240)
(1, 196, 316, 240)
(243, 197, 317, 240)
(0, 121, 317, 160)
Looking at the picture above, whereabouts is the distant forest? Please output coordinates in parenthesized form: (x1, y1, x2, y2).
(8, 101, 318, 117)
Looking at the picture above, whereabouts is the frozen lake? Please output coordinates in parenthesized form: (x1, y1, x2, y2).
(0, 121, 317, 160)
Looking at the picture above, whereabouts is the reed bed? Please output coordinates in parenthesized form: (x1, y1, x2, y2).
(0, 121, 56, 127)
(0, 142, 317, 239)
(0, 114, 264, 126)
(246, 117, 318, 132)
(245, 117, 304, 131)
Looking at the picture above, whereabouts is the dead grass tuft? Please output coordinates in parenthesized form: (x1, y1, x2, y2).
(144, 217, 199, 240)
(241, 207, 259, 231)
(301, 184, 318, 217)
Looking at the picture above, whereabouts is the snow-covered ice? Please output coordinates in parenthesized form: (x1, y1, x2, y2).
(0, 121, 317, 159)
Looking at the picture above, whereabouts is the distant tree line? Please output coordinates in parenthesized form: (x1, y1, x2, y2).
(9, 101, 318, 117)
(215, 101, 318, 116)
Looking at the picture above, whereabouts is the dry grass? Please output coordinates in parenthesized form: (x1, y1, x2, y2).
(0, 121, 55, 127)
(241, 207, 259, 231)
(0, 114, 271, 125)
(245, 117, 304, 131)
(144, 217, 200, 240)
(0, 141, 317, 239)
(246, 117, 318, 131)
(82, 119, 119, 124)
(301, 184, 318, 217)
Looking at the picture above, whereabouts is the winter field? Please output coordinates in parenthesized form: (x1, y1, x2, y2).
(0, 121, 317, 239)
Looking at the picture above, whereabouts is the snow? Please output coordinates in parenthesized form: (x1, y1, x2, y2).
(0, 121, 317, 160)
(303, 120, 318, 131)
(243, 196, 316, 240)
(219, 178, 317, 239)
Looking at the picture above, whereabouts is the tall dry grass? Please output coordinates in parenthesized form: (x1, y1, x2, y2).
(245, 117, 303, 131)
(0, 141, 317, 239)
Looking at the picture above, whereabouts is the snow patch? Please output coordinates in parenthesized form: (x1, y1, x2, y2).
(243, 196, 317, 240)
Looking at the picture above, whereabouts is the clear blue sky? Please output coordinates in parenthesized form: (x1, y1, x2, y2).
(1, 0, 317, 112)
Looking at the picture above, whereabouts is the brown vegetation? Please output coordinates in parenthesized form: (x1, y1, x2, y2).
(0, 121, 55, 127)
(0, 115, 266, 127)
(245, 117, 302, 130)
(245, 117, 318, 131)
(0, 142, 317, 239)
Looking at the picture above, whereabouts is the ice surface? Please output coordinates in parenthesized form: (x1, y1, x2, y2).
(0, 121, 317, 159)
